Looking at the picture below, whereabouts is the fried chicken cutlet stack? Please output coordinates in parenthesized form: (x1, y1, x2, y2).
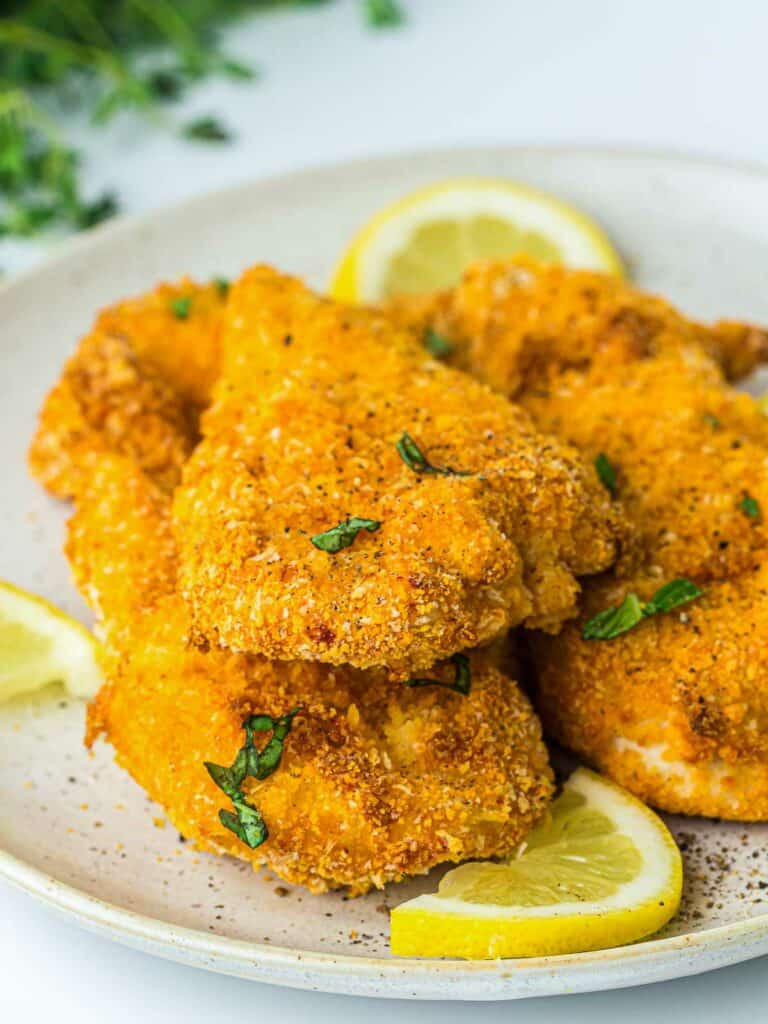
(173, 266, 622, 677)
(29, 265, 624, 892)
(405, 257, 768, 819)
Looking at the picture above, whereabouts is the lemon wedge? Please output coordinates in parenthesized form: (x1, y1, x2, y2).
(0, 580, 102, 703)
(390, 767, 682, 959)
(331, 178, 623, 302)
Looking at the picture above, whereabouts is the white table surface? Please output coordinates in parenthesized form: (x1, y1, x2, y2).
(2, 0, 768, 1017)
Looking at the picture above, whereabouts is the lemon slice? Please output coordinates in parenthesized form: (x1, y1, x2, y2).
(390, 767, 682, 960)
(0, 581, 102, 703)
(331, 178, 623, 302)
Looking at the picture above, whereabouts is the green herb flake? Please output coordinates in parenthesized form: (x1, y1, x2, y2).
(365, 0, 405, 27)
(740, 494, 761, 519)
(170, 295, 192, 320)
(396, 431, 470, 477)
(423, 328, 454, 358)
(205, 708, 301, 850)
(213, 276, 230, 298)
(406, 652, 471, 695)
(582, 578, 703, 641)
(642, 578, 704, 615)
(594, 452, 617, 496)
(182, 116, 231, 143)
(703, 412, 722, 429)
(311, 516, 381, 554)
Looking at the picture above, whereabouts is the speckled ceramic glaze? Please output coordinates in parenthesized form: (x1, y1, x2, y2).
(2, 148, 768, 999)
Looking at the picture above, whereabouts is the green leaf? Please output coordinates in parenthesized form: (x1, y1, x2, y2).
(75, 192, 117, 230)
(170, 295, 192, 319)
(643, 578, 704, 616)
(219, 803, 268, 849)
(204, 760, 242, 801)
(365, 0, 405, 27)
(396, 431, 470, 477)
(423, 328, 453, 358)
(594, 452, 617, 496)
(219, 59, 256, 81)
(206, 707, 301, 849)
(182, 115, 231, 143)
(147, 69, 185, 102)
(583, 578, 703, 640)
(581, 593, 644, 640)
(311, 516, 381, 553)
(740, 494, 760, 519)
(406, 652, 472, 695)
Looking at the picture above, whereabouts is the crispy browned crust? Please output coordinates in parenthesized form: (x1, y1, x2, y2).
(531, 569, 768, 820)
(75, 455, 554, 894)
(28, 279, 225, 498)
(389, 256, 768, 393)
(172, 266, 622, 676)
(405, 257, 768, 819)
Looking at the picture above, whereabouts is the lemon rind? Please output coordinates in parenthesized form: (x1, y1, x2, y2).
(330, 178, 624, 302)
(0, 581, 102, 701)
(390, 768, 682, 959)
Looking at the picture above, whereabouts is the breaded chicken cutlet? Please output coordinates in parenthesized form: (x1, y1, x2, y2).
(28, 278, 225, 498)
(405, 257, 768, 819)
(28, 268, 554, 893)
(75, 455, 554, 893)
(172, 267, 622, 678)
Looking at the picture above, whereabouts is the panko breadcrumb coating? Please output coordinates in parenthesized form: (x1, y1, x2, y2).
(28, 278, 225, 497)
(531, 569, 768, 820)
(75, 455, 554, 893)
(407, 257, 768, 819)
(173, 266, 622, 676)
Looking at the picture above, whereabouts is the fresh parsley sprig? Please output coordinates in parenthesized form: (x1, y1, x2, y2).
(205, 708, 301, 849)
(406, 652, 472, 695)
(582, 578, 703, 641)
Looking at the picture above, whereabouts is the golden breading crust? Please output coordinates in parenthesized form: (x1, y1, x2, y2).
(405, 257, 768, 820)
(74, 455, 554, 894)
(521, 348, 768, 582)
(28, 279, 225, 498)
(173, 266, 622, 676)
(531, 568, 768, 820)
(391, 256, 768, 393)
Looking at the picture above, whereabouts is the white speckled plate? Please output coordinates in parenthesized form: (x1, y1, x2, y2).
(2, 147, 768, 1000)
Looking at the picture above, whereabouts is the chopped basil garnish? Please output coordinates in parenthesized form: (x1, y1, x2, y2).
(406, 652, 471, 695)
(396, 431, 470, 477)
(204, 709, 300, 849)
(423, 328, 453, 358)
(740, 494, 760, 519)
(594, 453, 617, 496)
(582, 578, 703, 641)
(170, 296, 192, 320)
(311, 516, 381, 553)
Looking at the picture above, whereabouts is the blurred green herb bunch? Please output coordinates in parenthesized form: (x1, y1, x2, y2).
(0, 0, 403, 240)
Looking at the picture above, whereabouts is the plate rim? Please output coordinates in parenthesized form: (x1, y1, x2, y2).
(3, 142, 768, 996)
(5, 141, 768, 304)
(3, 843, 768, 987)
